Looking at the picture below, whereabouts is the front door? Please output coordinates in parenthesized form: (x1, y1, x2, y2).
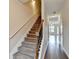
(48, 15, 63, 48)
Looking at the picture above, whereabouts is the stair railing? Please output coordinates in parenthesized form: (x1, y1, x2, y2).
(35, 20, 43, 59)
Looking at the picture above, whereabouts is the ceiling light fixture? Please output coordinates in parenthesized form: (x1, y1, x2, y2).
(32, 0, 35, 5)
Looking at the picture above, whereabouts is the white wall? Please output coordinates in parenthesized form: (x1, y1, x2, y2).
(39, 0, 48, 59)
(61, 0, 69, 56)
(10, 0, 35, 38)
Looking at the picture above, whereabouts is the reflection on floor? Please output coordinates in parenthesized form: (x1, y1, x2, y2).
(45, 35, 68, 59)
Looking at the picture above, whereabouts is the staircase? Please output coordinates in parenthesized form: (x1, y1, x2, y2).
(13, 16, 42, 59)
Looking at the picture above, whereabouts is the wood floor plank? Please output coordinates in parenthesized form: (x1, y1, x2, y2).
(44, 41, 68, 59)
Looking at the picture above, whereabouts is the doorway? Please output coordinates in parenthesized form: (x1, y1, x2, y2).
(48, 15, 63, 48)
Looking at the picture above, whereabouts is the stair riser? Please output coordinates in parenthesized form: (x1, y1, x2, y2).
(26, 39, 37, 41)
(22, 41, 37, 46)
(18, 47, 35, 52)
(29, 31, 39, 33)
(27, 34, 37, 36)
(27, 34, 38, 38)
(27, 34, 36, 36)
(26, 37, 38, 40)
(32, 26, 39, 28)
(31, 30, 38, 32)
(19, 51, 35, 57)
(22, 43, 36, 49)
(13, 52, 34, 59)
(32, 28, 38, 31)
(29, 31, 36, 34)
(25, 37, 38, 42)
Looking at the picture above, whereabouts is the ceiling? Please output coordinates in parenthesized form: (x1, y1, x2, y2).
(44, 0, 65, 15)
(18, 0, 65, 15)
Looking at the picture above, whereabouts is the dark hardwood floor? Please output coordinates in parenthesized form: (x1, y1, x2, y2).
(44, 36, 68, 59)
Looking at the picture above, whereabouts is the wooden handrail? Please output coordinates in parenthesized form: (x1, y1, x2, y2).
(10, 22, 27, 39)
(35, 48, 39, 59)
(36, 20, 43, 36)
(38, 19, 44, 32)
(38, 23, 42, 32)
(10, 14, 39, 39)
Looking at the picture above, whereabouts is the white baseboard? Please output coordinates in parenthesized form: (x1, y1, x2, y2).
(63, 47, 69, 58)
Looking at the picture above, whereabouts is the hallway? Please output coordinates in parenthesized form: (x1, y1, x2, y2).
(45, 35, 68, 59)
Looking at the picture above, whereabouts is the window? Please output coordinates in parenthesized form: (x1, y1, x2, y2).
(57, 26, 59, 34)
(49, 25, 55, 33)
